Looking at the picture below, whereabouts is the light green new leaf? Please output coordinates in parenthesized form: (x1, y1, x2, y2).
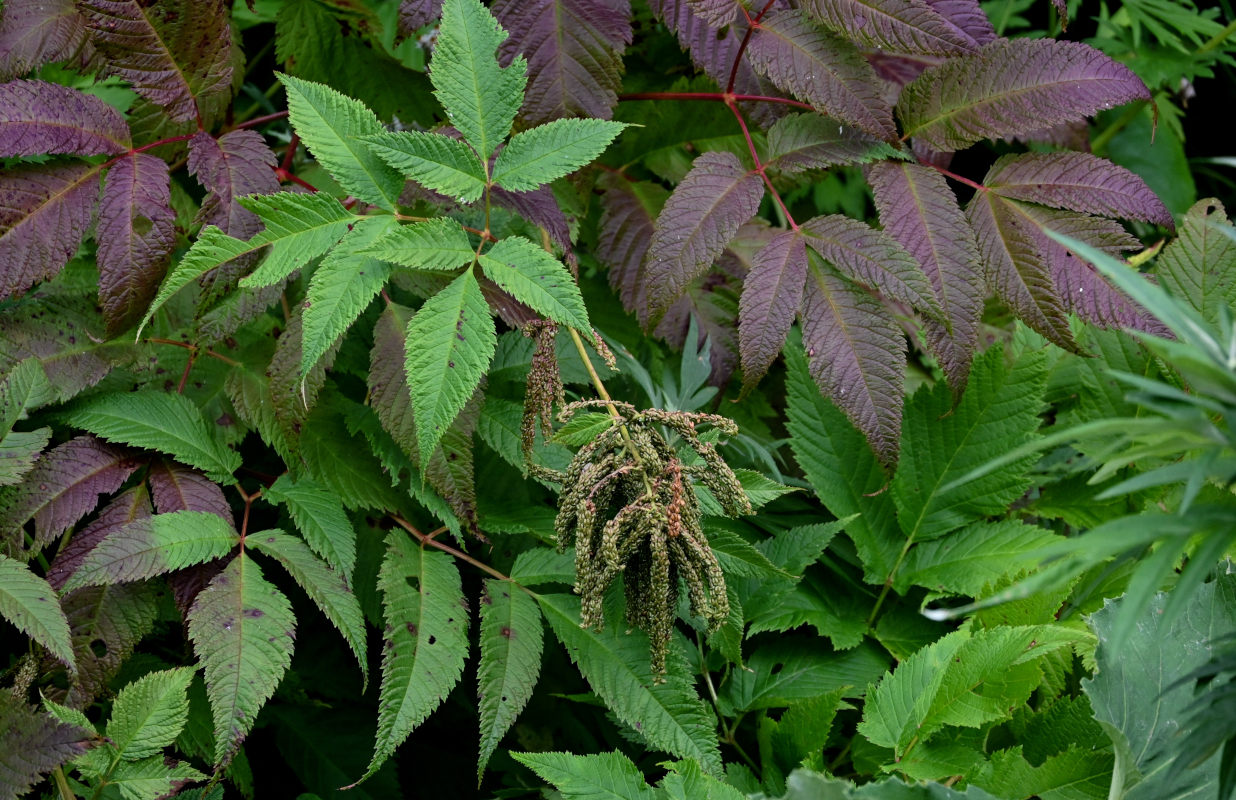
(365, 217, 476, 271)
(301, 215, 397, 379)
(892, 347, 1046, 543)
(359, 533, 467, 784)
(430, 0, 527, 161)
(896, 520, 1063, 596)
(0, 554, 75, 672)
(61, 390, 241, 482)
(477, 579, 543, 777)
(106, 755, 206, 800)
(278, 73, 405, 210)
(107, 667, 194, 761)
(511, 751, 656, 800)
(509, 547, 575, 586)
(552, 412, 614, 446)
(1156, 199, 1236, 326)
(659, 759, 747, 800)
(970, 745, 1112, 800)
(538, 593, 722, 774)
(491, 118, 628, 192)
(479, 236, 590, 331)
(262, 475, 356, 579)
(63, 512, 239, 592)
(237, 191, 358, 288)
(0, 357, 53, 485)
(361, 131, 487, 202)
(250, 530, 368, 689)
(188, 554, 296, 767)
(136, 226, 252, 339)
(405, 267, 496, 470)
(0, 429, 50, 487)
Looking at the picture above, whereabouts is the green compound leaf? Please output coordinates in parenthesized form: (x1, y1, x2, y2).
(478, 236, 590, 331)
(478, 579, 544, 777)
(106, 667, 194, 761)
(430, 0, 527, 161)
(188, 553, 296, 768)
(262, 475, 357, 580)
(135, 226, 251, 339)
(491, 118, 628, 192)
(236, 191, 358, 289)
(0, 554, 75, 672)
(301, 214, 397, 380)
(511, 750, 657, 800)
(250, 530, 368, 689)
(62, 511, 239, 592)
(357, 532, 468, 785)
(361, 130, 487, 203)
(896, 520, 1063, 596)
(61, 390, 241, 482)
(104, 756, 205, 800)
(538, 593, 722, 775)
(364, 217, 477, 272)
(405, 267, 496, 471)
(278, 73, 405, 210)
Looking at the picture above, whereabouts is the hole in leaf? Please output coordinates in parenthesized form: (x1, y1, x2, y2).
(89, 639, 108, 658)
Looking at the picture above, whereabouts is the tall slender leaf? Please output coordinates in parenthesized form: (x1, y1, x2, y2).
(739, 230, 807, 392)
(0, 554, 75, 671)
(802, 0, 976, 55)
(491, 118, 627, 192)
(361, 131, 488, 203)
(477, 579, 544, 776)
(107, 667, 194, 761)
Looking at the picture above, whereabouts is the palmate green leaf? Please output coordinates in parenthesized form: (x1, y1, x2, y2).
(61, 390, 241, 482)
(262, 475, 356, 579)
(358, 533, 468, 785)
(478, 579, 544, 777)
(107, 667, 194, 761)
(511, 751, 657, 800)
(0, 553, 75, 672)
(188, 553, 296, 767)
(249, 530, 368, 689)
(105, 756, 206, 800)
(491, 118, 628, 192)
(63, 511, 237, 591)
(430, 0, 527, 161)
(478, 236, 590, 331)
(896, 520, 1063, 596)
(301, 215, 396, 380)
(405, 266, 496, 470)
(277, 73, 405, 211)
(364, 217, 477, 271)
(361, 130, 487, 203)
(538, 593, 722, 774)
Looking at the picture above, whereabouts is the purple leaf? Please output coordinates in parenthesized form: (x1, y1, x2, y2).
(899, 39, 1150, 151)
(985, 151, 1173, 229)
(801, 258, 905, 466)
(0, 162, 100, 300)
(396, 0, 444, 39)
(923, 0, 995, 47)
(77, 0, 234, 123)
(0, 293, 113, 402)
(801, 0, 976, 56)
(686, 0, 738, 26)
(644, 151, 764, 321)
(148, 460, 231, 521)
(0, 435, 138, 555)
(188, 130, 280, 239)
(0, 0, 89, 80)
(801, 214, 940, 317)
(0, 80, 130, 156)
(867, 161, 982, 391)
(766, 113, 899, 173)
(595, 174, 667, 320)
(746, 9, 897, 141)
(97, 153, 175, 335)
(967, 192, 1076, 350)
(0, 688, 91, 798)
(493, 0, 632, 125)
(739, 229, 807, 392)
(491, 184, 577, 271)
(60, 581, 159, 708)
(47, 485, 151, 591)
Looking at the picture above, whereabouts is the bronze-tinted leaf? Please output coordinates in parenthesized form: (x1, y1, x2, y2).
(0, 162, 101, 300)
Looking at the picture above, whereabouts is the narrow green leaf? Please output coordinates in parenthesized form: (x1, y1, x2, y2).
(478, 579, 544, 777)
(250, 530, 368, 689)
(277, 73, 405, 210)
(538, 593, 722, 774)
(430, 0, 527, 160)
(511, 751, 657, 800)
(0, 554, 75, 672)
(357, 533, 467, 785)
(188, 554, 296, 767)
(236, 191, 358, 289)
(107, 667, 194, 761)
(106, 755, 206, 799)
(405, 267, 496, 470)
(491, 118, 627, 192)
(63, 511, 239, 592)
(509, 547, 575, 586)
(136, 226, 252, 339)
(61, 391, 240, 482)
(361, 131, 487, 203)
(896, 520, 1063, 596)
(262, 475, 357, 580)
(365, 217, 477, 271)
(478, 236, 590, 331)
(302, 215, 396, 379)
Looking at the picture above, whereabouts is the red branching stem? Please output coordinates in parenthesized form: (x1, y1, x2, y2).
(232, 110, 290, 130)
(922, 160, 988, 193)
(274, 167, 318, 192)
(728, 100, 798, 231)
(176, 351, 195, 394)
(752, 0, 778, 23)
(145, 337, 241, 366)
(618, 91, 812, 110)
(390, 515, 514, 583)
(727, 0, 777, 92)
(102, 133, 199, 168)
(281, 133, 299, 172)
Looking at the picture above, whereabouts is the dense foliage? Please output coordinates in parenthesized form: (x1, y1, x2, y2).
(1, 0, 1235, 798)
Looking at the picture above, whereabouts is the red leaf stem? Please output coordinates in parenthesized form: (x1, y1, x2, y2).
(618, 91, 813, 110)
